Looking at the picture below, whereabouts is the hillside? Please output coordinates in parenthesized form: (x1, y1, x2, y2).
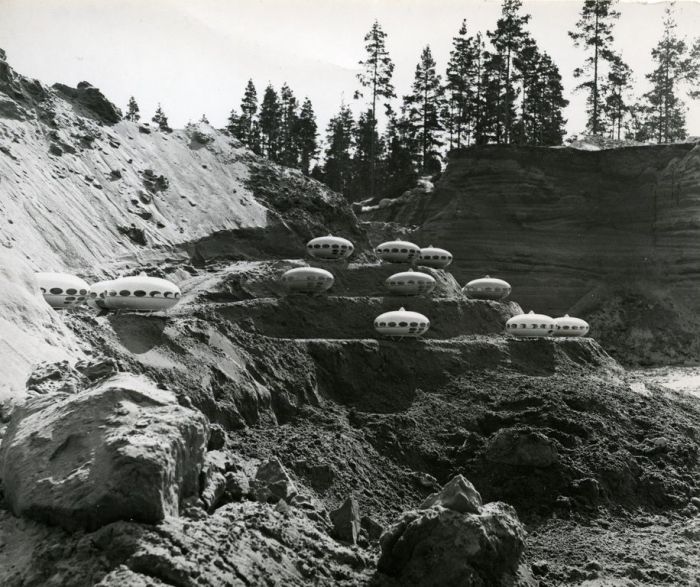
(360, 143, 700, 366)
(0, 54, 698, 586)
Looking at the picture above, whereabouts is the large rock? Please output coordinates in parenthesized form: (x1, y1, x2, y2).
(252, 457, 298, 503)
(0, 374, 209, 531)
(329, 496, 361, 544)
(420, 474, 482, 514)
(378, 475, 534, 586)
(486, 428, 559, 468)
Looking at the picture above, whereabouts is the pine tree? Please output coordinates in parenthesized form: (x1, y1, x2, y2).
(444, 20, 481, 149)
(323, 104, 355, 196)
(259, 85, 282, 160)
(350, 109, 384, 200)
(296, 98, 318, 176)
(151, 103, 171, 132)
(279, 83, 299, 167)
(602, 55, 632, 140)
(538, 53, 569, 144)
(382, 106, 418, 198)
(355, 20, 396, 199)
(487, 0, 531, 144)
(569, 0, 622, 135)
(404, 46, 444, 174)
(125, 96, 140, 122)
(228, 80, 261, 153)
(641, 5, 700, 143)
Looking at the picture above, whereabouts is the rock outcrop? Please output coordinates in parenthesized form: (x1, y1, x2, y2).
(377, 474, 534, 586)
(1, 374, 209, 531)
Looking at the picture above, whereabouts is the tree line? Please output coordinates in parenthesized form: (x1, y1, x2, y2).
(124, 0, 700, 202)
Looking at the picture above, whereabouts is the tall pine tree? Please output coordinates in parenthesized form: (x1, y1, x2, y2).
(404, 46, 444, 174)
(279, 83, 299, 167)
(323, 104, 355, 196)
(601, 55, 632, 139)
(486, 0, 531, 144)
(641, 5, 700, 143)
(296, 98, 318, 176)
(444, 20, 482, 149)
(569, 0, 622, 135)
(229, 80, 261, 153)
(355, 21, 396, 199)
(259, 85, 282, 160)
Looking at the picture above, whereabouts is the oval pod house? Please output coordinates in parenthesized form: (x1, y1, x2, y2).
(99, 273, 181, 312)
(374, 307, 430, 337)
(463, 275, 511, 300)
(384, 270, 436, 296)
(35, 272, 90, 309)
(306, 235, 354, 260)
(418, 245, 453, 269)
(553, 314, 590, 337)
(375, 240, 420, 264)
(505, 311, 555, 338)
(281, 267, 334, 294)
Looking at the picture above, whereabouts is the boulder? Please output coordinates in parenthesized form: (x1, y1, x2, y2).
(52, 81, 121, 124)
(330, 496, 361, 544)
(0, 374, 209, 531)
(378, 475, 534, 586)
(199, 450, 232, 512)
(420, 474, 482, 514)
(486, 428, 559, 468)
(252, 457, 298, 503)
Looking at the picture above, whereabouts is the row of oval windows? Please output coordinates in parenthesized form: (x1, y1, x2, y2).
(41, 287, 89, 295)
(420, 254, 451, 260)
(387, 280, 433, 286)
(92, 290, 181, 298)
(282, 275, 332, 282)
(466, 286, 509, 292)
(374, 321, 430, 328)
(377, 248, 418, 254)
(307, 244, 353, 250)
(506, 323, 554, 329)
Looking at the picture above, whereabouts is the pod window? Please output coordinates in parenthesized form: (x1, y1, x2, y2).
(150, 291, 161, 297)
(134, 290, 147, 297)
(119, 290, 130, 296)
(50, 287, 63, 294)
(66, 288, 77, 295)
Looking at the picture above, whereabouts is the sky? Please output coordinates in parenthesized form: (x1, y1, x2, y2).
(1, 0, 699, 140)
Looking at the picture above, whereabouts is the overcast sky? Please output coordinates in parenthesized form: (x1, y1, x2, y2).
(1, 0, 699, 141)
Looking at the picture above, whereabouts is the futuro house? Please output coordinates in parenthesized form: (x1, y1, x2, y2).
(417, 246, 453, 269)
(463, 275, 512, 301)
(374, 307, 430, 337)
(306, 235, 354, 260)
(505, 311, 555, 338)
(375, 240, 420, 264)
(35, 272, 91, 309)
(553, 314, 590, 337)
(384, 270, 436, 296)
(280, 267, 334, 293)
(88, 273, 181, 312)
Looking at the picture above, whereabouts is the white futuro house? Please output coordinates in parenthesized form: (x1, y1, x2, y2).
(306, 235, 354, 260)
(35, 272, 90, 309)
(374, 307, 430, 338)
(505, 311, 555, 338)
(384, 270, 436, 296)
(418, 246, 453, 269)
(375, 240, 420, 264)
(463, 275, 511, 301)
(88, 273, 181, 312)
(553, 314, 590, 337)
(280, 267, 334, 293)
